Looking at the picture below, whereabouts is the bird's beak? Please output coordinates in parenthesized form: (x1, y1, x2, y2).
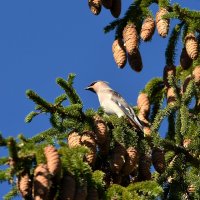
(85, 86, 91, 90)
(85, 86, 95, 93)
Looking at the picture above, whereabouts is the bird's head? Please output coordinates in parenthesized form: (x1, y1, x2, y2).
(85, 81, 110, 93)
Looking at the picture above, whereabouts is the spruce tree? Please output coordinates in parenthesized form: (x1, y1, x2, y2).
(0, 0, 200, 199)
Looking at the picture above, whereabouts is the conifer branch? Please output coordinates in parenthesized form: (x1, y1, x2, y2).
(166, 113, 176, 141)
(0, 157, 8, 166)
(162, 140, 200, 168)
(26, 90, 54, 112)
(181, 79, 196, 105)
(7, 137, 18, 164)
(0, 133, 7, 146)
(165, 22, 184, 66)
(56, 75, 82, 105)
(0, 168, 12, 182)
(151, 103, 179, 134)
(180, 104, 189, 136)
(3, 185, 18, 200)
(28, 128, 60, 143)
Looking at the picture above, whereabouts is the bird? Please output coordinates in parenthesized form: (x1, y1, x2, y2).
(85, 80, 144, 131)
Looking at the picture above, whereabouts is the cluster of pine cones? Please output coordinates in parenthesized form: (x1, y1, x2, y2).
(163, 65, 200, 107)
(113, 7, 199, 71)
(88, 0, 121, 18)
(88, 1, 199, 72)
(16, 65, 200, 199)
(17, 115, 166, 199)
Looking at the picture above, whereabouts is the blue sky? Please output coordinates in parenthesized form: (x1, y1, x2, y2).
(0, 0, 199, 198)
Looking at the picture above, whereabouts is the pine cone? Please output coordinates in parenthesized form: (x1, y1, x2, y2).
(163, 65, 176, 88)
(140, 17, 155, 41)
(187, 184, 196, 193)
(138, 154, 151, 181)
(110, 143, 126, 174)
(183, 138, 191, 148)
(127, 49, 143, 72)
(102, 0, 112, 9)
(192, 66, 200, 84)
(110, 0, 121, 18)
(68, 132, 81, 148)
(112, 38, 127, 68)
(33, 164, 50, 200)
(18, 172, 31, 198)
(152, 148, 165, 173)
(167, 87, 176, 105)
(156, 8, 170, 38)
(44, 145, 61, 176)
(143, 126, 151, 137)
(185, 33, 198, 60)
(93, 115, 108, 144)
(180, 47, 193, 70)
(112, 174, 122, 184)
(59, 174, 76, 200)
(74, 183, 88, 200)
(137, 92, 150, 118)
(87, 187, 99, 200)
(88, 0, 102, 15)
(123, 23, 138, 55)
(137, 113, 149, 126)
(122, 147, 138, 175)
(81, 131, 97, 166)
(98, 138, 110, 156)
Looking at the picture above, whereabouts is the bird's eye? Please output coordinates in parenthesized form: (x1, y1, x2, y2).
(89, 81, 97, 86)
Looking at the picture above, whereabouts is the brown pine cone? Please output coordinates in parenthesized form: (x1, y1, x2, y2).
(68, 132, 81, 148)
(152, 148, 165, 173)
(122, 147, 138, 175)
(187, 184, 196, 193)
(185, 33, 198, 60)
(143, 126, 151, 137)
(110, 0, 121, 18)
(59, 174, 76, 200)
(137, 113, 149, 126)
(112, 38, 127, 68)
(110, 143, 126, 174)
(156, 8, 170, 38)
(88, 0, 102, 15)
(93, 115, 108, 144)
(183, 138, 191, 148)
(33, 164, 50, 200)
(180, 47, 193, 70)
(81, 131, 97, 166)
(140, 17, 155, 41)
(111, 174, 122, 185)
(87, 187, 99, 200)
(18, 172, 31, 198)
(138, 154, 151, 181)
(192, 66, 200, 84)
(137, 92, 150, 118)
(98, 137, 110, 156)
(74, 183, 88, 200)
(44, 145, 61, 176)
(123, 23, 138, 55)
(167, 87, 176, 105)
(127, 49, 143, 72)
(102, 0, 113, 9)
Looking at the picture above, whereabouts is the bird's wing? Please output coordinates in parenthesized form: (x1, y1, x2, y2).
(110, 90, 144, 131)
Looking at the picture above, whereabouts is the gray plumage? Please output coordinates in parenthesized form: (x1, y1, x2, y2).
(85, 81, 144, 131)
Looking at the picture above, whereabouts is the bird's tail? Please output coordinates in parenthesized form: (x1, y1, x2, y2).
(128, 115, 144, 132)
